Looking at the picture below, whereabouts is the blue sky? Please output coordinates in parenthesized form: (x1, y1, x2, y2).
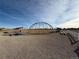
(0, 0, 79, 28)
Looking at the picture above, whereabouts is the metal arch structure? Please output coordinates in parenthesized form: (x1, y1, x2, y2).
(29, 22, 53, 29)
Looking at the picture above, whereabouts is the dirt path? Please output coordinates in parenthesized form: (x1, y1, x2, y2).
(0, 33, 78, 59)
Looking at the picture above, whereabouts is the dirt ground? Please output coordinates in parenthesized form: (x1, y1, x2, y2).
(0, 33, 78, 59)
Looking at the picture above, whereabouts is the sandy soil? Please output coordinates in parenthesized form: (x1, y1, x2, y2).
(0, 33, 78, 59)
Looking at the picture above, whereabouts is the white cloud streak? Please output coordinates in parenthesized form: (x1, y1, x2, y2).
(57, 18, 79, 28)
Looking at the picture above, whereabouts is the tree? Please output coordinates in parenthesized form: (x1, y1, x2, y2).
(56, 28, 62, 32)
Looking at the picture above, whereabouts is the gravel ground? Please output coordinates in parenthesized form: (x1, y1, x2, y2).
(0, 33, 78, 59)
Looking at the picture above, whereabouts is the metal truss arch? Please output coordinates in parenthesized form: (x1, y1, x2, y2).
(29, 22, 53, 29)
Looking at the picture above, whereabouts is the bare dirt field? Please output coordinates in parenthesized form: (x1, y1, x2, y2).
(0, 33, 78, 59)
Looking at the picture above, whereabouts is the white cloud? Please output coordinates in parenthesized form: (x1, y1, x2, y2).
(57, 18, 79, 28)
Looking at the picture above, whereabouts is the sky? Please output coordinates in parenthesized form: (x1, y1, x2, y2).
(0, 0, 79, 28)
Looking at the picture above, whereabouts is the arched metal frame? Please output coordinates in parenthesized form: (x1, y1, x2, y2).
(29, 22, 53, 29)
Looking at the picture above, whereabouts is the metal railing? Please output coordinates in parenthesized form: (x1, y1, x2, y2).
(60, 30, 79, 58)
